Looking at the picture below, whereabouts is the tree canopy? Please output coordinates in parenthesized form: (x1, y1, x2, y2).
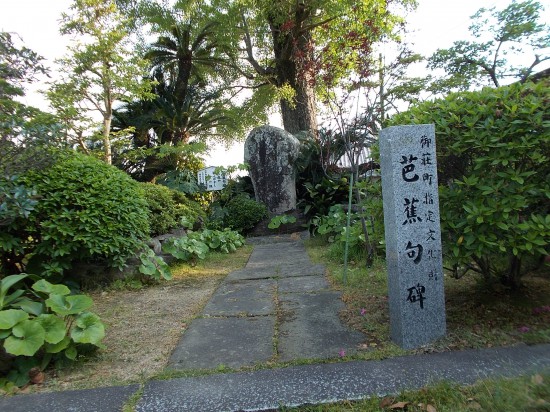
(48, 0, 155, 164)
(428, 0, 550, 92)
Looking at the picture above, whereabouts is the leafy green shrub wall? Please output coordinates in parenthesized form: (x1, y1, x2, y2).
(389, 80, 550, 287)
(223, 195, 268, 234)
(1, 150, 150, 277)
(140, 183, 206, 237)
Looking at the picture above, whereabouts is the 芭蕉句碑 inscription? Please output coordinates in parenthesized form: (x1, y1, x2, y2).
(380, 124, 446, 349)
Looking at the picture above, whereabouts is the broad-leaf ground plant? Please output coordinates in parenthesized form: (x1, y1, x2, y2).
(163, 229, 245, 265)
(0, 275, 105, 388)
(389, 80, 549, 288)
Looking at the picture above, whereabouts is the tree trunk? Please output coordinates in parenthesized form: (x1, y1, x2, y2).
(103, 115, 112, 165)
(280, 78, 318, 135)
(102, 61, 113, 165)
(504, 255, 522, 290)
(269, 9, 318, 137)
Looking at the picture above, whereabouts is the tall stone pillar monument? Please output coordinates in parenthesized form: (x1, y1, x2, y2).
(379, 124, 446, 349)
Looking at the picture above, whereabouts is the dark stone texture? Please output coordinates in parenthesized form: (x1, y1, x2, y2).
(225, 263, 326, 281)
(246, 231, 310, 245)
(0, 384, 139, 412)
(137, 344, 550, 412)
(203, 279, 276, 316)
(278, 275, 330, 294)
(244, 125, 300, 214)
(278, 291, 365, 361)
(167, 316, 275, 370)
(246, 242, 310, 266)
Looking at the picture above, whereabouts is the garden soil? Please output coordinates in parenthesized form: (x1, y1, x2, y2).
(34, 276, 223, 393)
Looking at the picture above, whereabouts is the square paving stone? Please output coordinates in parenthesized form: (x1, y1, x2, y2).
(203, 279, 276, 316)
(278, 292, 365, 362)
(246, 242, 311, 267)
(278, 275, 330, 294)
(226, 262, 325, 281)
(168, 316, 275, 370)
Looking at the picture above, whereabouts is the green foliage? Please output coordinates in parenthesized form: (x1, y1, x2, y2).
(204, 170, 255, 231)
(222, 195, 268, 234)
(1, 150, 150, 278)
(138, 248, 172, 281)
(0, 176, 37, 230)
(0, 274, 104, 387)
(152, 142, 207, 196)
(389, 80, 550, 287)
(162, 229, 245, 264)
(0, 33, 62, 150)
(428, 0, 549, 92)
(300, 178, 349, 218)
(140, 182, 205, 237)
(310, 180, 385, 263)
(268, 214, 297, 230)
(50, 0, 155, 163)
(311, 205, 366, 261)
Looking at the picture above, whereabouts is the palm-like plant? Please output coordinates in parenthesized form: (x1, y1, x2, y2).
(145, 21, 226, 107)
(111, 15, 244, 181)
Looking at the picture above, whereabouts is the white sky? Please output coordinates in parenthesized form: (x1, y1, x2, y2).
(1, 0, 546, 166)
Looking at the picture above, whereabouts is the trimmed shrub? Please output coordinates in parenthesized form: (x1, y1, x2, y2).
(388, 80, 550, 288)
(140, 183, 205, 237)
(171, 190, 206, 229)
(224, 195, 268, 234)
(1, 150, 150, 277)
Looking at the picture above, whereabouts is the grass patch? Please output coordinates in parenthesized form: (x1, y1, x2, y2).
(170, 244, 253, 280)
(122, 385, 144, 412)
(281, 372, 550, 411)
(305, 238, 550, 357)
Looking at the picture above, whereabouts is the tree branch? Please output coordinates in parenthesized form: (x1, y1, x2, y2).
(241, 13, 267, 77)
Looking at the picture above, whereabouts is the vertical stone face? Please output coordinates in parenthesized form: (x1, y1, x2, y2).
(244, 125, 301, 215)
(380, 124, 446, 349)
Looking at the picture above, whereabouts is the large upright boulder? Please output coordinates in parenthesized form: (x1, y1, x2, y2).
(244, 125, 300, 214)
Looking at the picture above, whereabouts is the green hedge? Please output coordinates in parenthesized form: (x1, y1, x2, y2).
(140, 183, 205, 237)
(1, 150, 150, 277)
(388, 80, 550, 287)
(223, 195, 268, 234)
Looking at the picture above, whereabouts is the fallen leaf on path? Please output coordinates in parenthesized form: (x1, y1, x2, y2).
(426, 404, 437, 412)
(29, 367, 45, 385)
(379, 397, 394, 408)
(389, 401, 409, 409)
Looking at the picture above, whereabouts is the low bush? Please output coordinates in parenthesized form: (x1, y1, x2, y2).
(222, 195, 268, 234)
(389, 80, 550, 288)
(312, 196, 384, 263)
(140, 183, 205, 237)
(298, 177, 350, 223)
(1, 150, 150, 278)
(205, 173, 258, 232)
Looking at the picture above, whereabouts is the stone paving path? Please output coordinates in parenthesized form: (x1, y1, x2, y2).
(167, 234, 365, 370)
(3, 234, 550, 411)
